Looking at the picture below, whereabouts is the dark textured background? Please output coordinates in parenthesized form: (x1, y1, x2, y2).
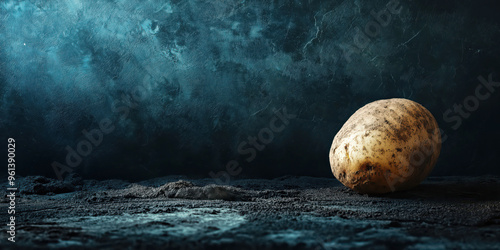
(1, 0, 499, 181)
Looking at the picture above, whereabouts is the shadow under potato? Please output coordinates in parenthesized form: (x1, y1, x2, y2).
(379, 176, 500, 200)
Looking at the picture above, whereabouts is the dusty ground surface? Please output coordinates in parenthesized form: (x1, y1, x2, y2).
(1, 175, 499, 249)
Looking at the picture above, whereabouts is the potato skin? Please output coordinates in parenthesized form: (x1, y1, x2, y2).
(329, 98, 441, 194)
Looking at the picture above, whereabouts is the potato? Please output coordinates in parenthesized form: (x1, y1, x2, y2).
(329, 98, 441, 194)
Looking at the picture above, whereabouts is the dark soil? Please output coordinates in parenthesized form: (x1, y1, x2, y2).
(1, 175, 499, 249)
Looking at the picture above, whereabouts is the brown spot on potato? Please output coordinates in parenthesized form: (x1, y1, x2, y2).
(344, 144, 350, 161)
(360, 162, 376, 171)
(338, 170, 347, 181)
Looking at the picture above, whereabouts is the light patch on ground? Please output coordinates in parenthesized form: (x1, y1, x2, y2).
(325, 204, 381, 213)
(45, 207, 246, 239)
(263, 229, 321, 246)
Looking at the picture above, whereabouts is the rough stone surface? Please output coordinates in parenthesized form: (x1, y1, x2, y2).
(1, 175, 499, 249)
(18, 176, 75, 195)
